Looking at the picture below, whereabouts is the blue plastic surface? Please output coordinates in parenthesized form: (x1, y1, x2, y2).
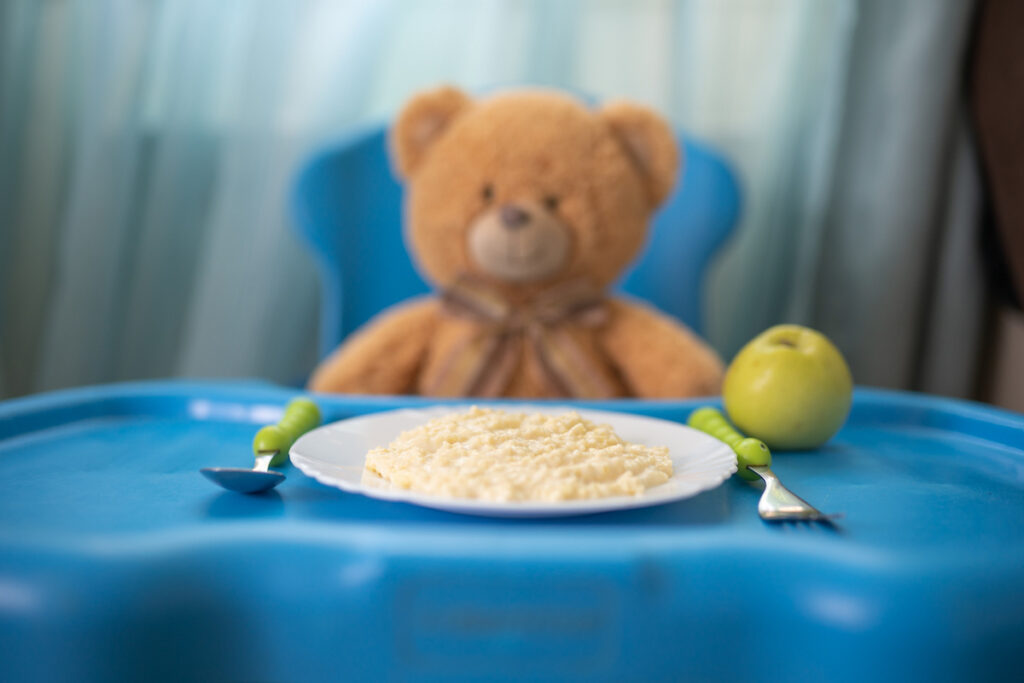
(291, 124, 740, 360)
(1, 381, 1022, 682)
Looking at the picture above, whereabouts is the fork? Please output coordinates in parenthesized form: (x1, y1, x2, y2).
(687, 407, 837, 524)
(747, 465, 834, 523)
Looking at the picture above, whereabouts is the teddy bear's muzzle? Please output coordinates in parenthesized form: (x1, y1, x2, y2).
(467, 201, 571, 283)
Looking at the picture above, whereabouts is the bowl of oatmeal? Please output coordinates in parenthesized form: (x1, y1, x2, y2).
(291, 405, 736, 518)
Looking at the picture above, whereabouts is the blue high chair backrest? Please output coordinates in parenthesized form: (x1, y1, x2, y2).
(292, 124, 741, 361)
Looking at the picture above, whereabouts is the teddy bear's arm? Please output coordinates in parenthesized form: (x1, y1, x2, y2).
(599, 299, 725, 398)
(307, 299, 440, 395)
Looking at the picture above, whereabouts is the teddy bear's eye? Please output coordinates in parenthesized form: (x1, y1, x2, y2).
(543, 195, 560, 211)
(481, 184, 494, 202)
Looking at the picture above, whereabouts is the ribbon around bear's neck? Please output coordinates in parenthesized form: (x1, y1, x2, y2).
(428, 274, 619, 399)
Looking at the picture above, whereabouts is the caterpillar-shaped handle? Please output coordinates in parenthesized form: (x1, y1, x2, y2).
(687, 406, 771, 481)
(252, 398, 322, 467)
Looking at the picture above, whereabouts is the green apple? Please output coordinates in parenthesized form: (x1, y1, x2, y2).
(723, 325, 852, 450)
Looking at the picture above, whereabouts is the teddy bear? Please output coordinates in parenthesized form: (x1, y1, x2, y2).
(308, 86, 724, 399)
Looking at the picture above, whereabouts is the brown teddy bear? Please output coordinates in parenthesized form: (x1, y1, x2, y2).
(309, 86, 723, 399)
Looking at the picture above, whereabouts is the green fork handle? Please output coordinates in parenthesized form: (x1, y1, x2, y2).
(687, 407, 772, 481)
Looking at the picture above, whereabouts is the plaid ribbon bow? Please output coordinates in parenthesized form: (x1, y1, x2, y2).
(425, 275, 619, 399)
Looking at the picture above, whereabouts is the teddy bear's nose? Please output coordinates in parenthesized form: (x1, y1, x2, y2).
(500, 204, 531, 230)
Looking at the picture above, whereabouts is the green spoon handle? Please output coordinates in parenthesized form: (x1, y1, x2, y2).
(687, 406, 771, 481)
(252, 398, 322, 467)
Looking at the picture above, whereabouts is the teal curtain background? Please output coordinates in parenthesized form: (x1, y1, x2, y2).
(0, 0, 982, 399)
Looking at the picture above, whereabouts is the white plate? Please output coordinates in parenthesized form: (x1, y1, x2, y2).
(290, 405, 737, 518)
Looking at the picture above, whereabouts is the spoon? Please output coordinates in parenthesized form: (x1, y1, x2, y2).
(201, 398, 321, 494)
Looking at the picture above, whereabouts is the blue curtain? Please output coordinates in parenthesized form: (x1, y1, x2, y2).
(0, 0, 982, 399)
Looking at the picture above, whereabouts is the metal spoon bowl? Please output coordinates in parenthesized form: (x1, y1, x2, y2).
(200, 467, 285, 494)
(201, 453, 284, 494)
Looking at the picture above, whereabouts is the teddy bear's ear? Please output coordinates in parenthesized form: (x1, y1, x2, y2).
(599, 101, 680, 207)
(390, 86, 472, 178)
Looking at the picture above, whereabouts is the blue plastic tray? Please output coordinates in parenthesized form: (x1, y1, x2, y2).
(1, 381, 1022, 682)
